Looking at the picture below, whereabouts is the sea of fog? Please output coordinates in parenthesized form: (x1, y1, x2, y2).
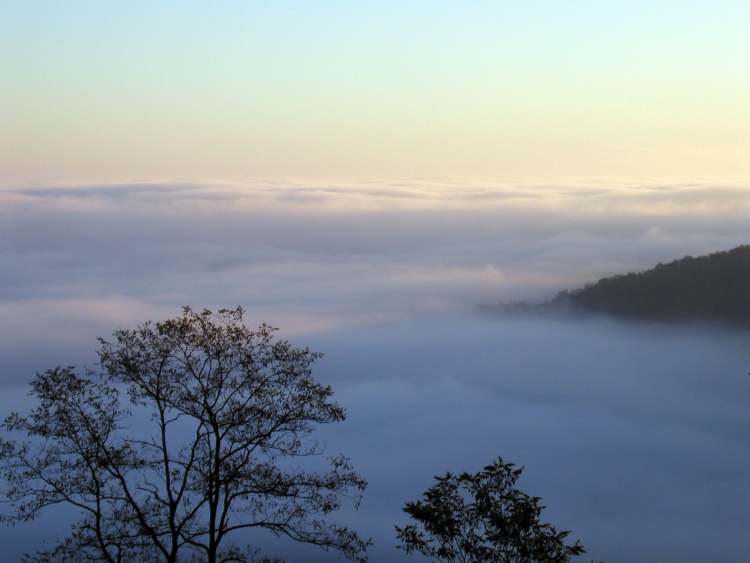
(1, 179, 749, 561)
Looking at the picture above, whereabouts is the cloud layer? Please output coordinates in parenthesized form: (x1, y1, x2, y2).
(2, 179, 749, 341)
(1, 179, 750, 561)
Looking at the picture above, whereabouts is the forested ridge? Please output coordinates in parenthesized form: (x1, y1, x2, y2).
(555, 245, 750, 324)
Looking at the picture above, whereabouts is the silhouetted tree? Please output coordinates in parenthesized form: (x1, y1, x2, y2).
(396, 458, 584, 563)
(0, 307, 368, 563)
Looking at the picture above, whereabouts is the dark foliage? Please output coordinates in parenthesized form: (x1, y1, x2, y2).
(0, 307, 368, 563)
(556, 245, 750, 324)
(395, 459, 584, 563)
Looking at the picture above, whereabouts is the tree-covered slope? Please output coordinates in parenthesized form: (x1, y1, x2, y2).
(556, 245, 750, 323)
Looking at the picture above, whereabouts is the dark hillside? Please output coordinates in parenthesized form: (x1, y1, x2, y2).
(556, 245, 750, 324)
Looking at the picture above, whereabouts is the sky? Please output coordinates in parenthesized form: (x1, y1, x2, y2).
(2, 0, 749, 183)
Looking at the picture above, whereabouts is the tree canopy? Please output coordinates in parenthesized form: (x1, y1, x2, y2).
(0, 307, 368, 563)
(396, 459, 584, 563)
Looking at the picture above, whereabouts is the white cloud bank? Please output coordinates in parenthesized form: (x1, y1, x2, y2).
(1, 178, 749, 339)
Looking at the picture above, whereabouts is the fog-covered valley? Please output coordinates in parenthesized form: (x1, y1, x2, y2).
(1, 180, 749, 561)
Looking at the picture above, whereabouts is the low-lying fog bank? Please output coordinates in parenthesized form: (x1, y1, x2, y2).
(1, 180, 749, 561)
(2, 179, 750, 339)
(2, 313, 748, 562)
(305, 313, 750, 563)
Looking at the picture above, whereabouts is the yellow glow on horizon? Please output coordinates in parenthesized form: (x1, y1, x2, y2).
(2, 1, 748, 184)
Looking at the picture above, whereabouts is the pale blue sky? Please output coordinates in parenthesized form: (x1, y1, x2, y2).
(2, 1, 749, 182)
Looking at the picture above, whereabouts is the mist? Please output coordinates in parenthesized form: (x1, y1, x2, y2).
(1, 180, 749, 561)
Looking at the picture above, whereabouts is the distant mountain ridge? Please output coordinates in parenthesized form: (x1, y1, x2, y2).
(481, 245, 750, 325)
